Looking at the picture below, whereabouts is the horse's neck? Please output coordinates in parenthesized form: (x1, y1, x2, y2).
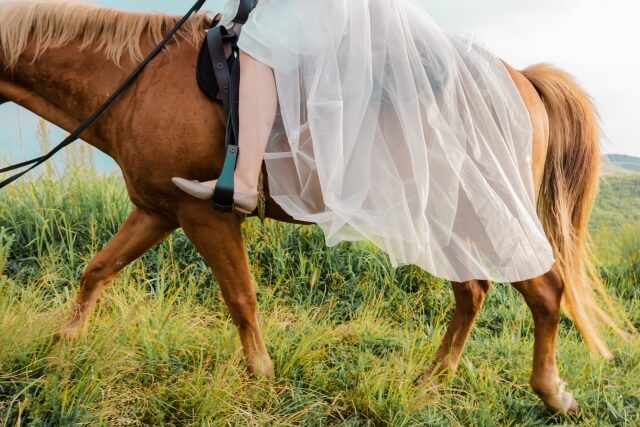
(0, 40, 132, 157)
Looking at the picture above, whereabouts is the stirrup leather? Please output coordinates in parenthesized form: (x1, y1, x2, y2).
(201, 24, 242, 212)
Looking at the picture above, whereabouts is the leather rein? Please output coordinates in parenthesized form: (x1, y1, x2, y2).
(0, 0, 209, 190)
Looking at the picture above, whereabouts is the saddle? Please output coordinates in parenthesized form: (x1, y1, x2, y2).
(196, 19, 236, 104)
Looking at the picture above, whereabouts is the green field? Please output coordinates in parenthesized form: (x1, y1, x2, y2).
(0, 169, 638, 426)
(592, 174, 640, 234)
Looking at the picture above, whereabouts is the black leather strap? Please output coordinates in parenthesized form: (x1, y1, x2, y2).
(211, 39, 241, 211)
(234, 0, 258, 25)
(206, 27, 233, 114)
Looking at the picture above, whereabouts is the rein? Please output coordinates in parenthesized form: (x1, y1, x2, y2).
(0, 0, 209, 190)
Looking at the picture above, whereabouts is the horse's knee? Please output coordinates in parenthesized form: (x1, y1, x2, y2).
(454, 280, 490, 318)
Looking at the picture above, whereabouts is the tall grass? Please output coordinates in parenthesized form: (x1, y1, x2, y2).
(0, 165, 638, 425)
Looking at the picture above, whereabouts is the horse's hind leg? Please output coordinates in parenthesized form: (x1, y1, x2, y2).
(59, 208, 176, 339)
(177, 202, 274, 377)
(419, 280, 491, 383)
(512, 270, 579, 413)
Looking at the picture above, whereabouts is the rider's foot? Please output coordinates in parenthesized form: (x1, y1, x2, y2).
(171, 177, 258, 214)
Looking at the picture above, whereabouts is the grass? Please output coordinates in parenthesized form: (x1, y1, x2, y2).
(0, 168, 639, 426)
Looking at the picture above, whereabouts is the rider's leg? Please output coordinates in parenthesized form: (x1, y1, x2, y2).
(234, 51, 277, 194)
(173, 51, 277, 209)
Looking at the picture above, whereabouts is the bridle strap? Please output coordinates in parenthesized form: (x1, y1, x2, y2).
(0, 0, 209, 189)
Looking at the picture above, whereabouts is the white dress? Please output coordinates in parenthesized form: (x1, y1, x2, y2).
(221, 0, 554, 283)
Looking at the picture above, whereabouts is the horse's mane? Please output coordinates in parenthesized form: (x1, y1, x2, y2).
(0, 0, 212, 69)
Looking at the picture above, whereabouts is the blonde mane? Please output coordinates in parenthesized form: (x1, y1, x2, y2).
(0, 0, 212, 68)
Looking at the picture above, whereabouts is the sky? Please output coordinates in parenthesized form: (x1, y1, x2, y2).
(0, 0, 638, 174)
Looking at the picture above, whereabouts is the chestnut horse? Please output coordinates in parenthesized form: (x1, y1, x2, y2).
(0, 1, 630, 413)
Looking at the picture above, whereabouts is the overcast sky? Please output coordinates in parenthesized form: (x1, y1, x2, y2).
(0, 0, 638, 173)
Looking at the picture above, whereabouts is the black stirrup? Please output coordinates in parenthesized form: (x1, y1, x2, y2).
(234, 0, 258, 24)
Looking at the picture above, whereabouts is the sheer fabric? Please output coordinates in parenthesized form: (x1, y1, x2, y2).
(232, 0, 554, 282)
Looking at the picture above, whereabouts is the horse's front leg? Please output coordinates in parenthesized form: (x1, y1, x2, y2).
(177, 202, 274, 378)
(419, 280, 491, 383)
(512, 270, 579, 413)
(59, 208, 176, 339)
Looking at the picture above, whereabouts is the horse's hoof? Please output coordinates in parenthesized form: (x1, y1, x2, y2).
(55, 326, 82, 342)
(415, 361, 453, 387)
(555, 380, 579, 414)
(566, 396, 580, 415)
(551, 390, 579, 414)
(415, 370, 442, 387)
(248, 355, 275, 379)
(539, 380, 580, 414)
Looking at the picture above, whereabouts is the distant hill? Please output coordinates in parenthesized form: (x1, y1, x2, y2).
(591, 174, 640, 231)
(602, 154, 640, 175)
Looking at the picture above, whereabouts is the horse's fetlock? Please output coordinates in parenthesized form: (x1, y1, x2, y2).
(228, 294, 257, 311)
(530, 377, 549, 397)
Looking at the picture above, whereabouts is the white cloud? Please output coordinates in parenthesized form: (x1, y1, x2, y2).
(427, 0, 640, 156)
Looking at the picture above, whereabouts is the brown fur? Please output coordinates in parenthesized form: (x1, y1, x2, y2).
(422, 280, 492, 379)
(0, 1, 631, 413)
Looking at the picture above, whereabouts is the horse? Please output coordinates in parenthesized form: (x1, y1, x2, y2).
(0, 0, 631, 414)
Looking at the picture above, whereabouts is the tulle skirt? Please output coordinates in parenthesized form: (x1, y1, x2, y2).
(236, 0, 554, 282)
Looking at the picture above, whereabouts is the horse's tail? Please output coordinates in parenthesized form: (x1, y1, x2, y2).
(523, 64, 633, 358)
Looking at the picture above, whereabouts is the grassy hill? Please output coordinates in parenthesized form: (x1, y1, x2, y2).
(591, 174, 640, 230)
(602, 154, 640, 175)
(0, 171, 638, 426)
